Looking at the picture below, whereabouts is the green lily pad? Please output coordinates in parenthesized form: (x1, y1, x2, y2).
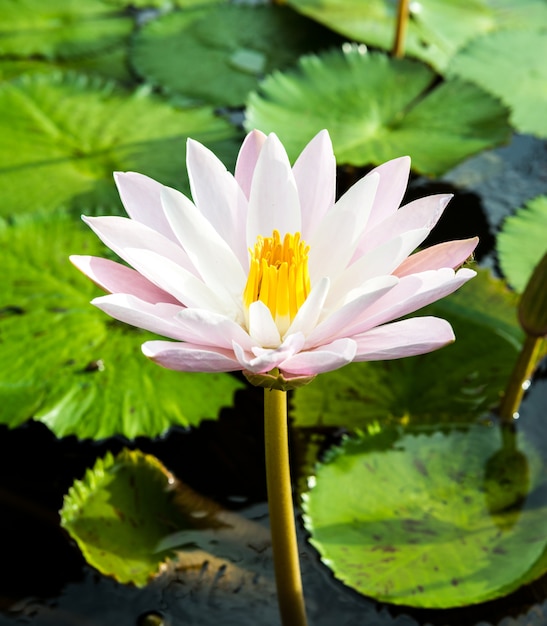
(0, 212, 242, 440)
(285, 0, 547, 72)
(448, 29, 547, 138)
(245, 48, 511, 176)
(131, 3, 337, 106)
(0, 0, 133, 59)
(61, 448, 223, 586)
(292, 269, 522, 429)
(497, 196, 547, 293)
(0, 71, 239, 218)
(0, 44, 135, 83)
(303, 423, 547, 608)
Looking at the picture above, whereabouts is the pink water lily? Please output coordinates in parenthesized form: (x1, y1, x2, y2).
(71, 130, 477, 385)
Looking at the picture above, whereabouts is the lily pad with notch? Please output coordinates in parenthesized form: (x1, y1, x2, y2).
(245, 47, 511, 176)
(303, 421, 547, 608)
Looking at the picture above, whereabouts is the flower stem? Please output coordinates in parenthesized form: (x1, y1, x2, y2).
(264, 387, 308, 626)
(499, 335, 543, 423)
(392, 0, 410, 58)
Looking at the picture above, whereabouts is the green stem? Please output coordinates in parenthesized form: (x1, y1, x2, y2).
(499, 335, 543, 423)
(264, 388, 308, 626)
(392, 0, 410, 58)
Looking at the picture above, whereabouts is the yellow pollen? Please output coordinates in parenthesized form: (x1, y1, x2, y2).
(243, 230, 311, 332)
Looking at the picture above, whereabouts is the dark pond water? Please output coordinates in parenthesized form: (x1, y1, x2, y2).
(1, 134, 546, 625)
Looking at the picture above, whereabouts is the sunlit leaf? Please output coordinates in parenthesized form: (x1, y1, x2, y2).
(131, 3, 337, 106)
(303, 422, 547, 607)
(246, 48, 511, 176)
(0, 213, 242, 440)
(285, 0, 547, 71)
(497, 196, 547, 293)
(0, 71, 239, 218)
(449, 29, 547, 139)
(0, 0, 133, 59)
(292, 269, 522, 430)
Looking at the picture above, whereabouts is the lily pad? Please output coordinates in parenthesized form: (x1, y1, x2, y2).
(0, 71, 239, 218)
(61, 449, 214, 586)
(497, 196, 547, 293)
(0, 0, 133, 59)
(285, 0, 547, 72)
(0, 212, 242, 440)
(131, 3, 337, 107)
(245, 47, 511, 176)
(292, 269, 522, 429)
(448, 29, 547, 139)
(303, 422, 547, 608)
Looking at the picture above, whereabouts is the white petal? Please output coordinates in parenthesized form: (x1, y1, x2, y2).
(186, 139, 249, 267)
(326, 228, 429, 308)
(160, 186, 246, 302)
(92, 293, 185, 339)
(122, 247, 232, 314)
(247, 301, 281, 348)
(305, 275, 399, 348)
(366, 156, 411, 230)
(83, 215, 196, 275)
(285, 277, 330, 337)
(175, 308, 254, 350)
(143, 341, 242, 373)
(308, 172, 379, 281)
(280, 338, 357, 376)
(114, 172, 178, 243)
(233, 332, 305, 373)
(352, 317, 455, 360)
(292, 130, 336, 239)
(247, 133, 301, 245)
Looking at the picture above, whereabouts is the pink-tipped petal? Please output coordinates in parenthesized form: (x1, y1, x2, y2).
(235, 130, 267, 199)
(175, 308, 254, 350)
(114, 172, 177, 242)
(357, 194, 452, 257)
(92, 294, 185, 339)
(394, 237, 479, 276)
(352, 317, 455, 360)
(280, 338, 356, 376)
(292, 130, 336, 239)
(247, 133, 301, 246)
(70, 255, 179, 304)
(142, 341, 242, 373)
(366, 156, 411, 230)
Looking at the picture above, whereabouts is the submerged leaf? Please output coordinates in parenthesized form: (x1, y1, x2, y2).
(245, 48, 511, 175)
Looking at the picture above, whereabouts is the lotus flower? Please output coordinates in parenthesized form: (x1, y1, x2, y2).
(71, 130, 477, 387)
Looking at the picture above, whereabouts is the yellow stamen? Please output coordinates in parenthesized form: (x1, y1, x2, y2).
(244, 230, 311, 334)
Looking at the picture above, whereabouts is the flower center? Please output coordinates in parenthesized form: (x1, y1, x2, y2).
(243, 230, 311, 333)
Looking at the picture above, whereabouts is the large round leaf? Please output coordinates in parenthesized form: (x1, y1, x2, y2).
(131, 3, 336, 107)
(0, 71, 239, 218)
(285, 0, 547, 72)
(497, 196, 547, 293)
(245, 48, 511, 176)
(0, 213, 242, 440)
(448, 29, 547, 139)
(303, 423, 547, 607)
(0, 0, 133, 59)
(292, 269, 522, 430)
